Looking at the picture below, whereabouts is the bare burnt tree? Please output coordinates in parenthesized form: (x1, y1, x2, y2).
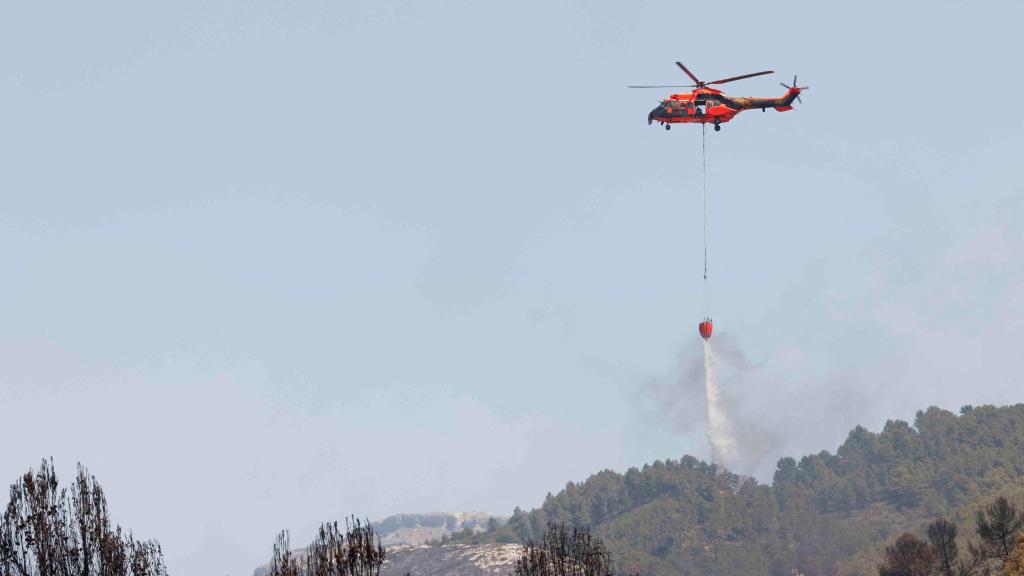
(921, 517, 991, 576)
(513, 523, 615, 576)
(72, 462, 123, 575)
(129, 540, 167, 576)
(929, 519, 960, 576)
(270, 530, 301, 576)
(0, 458, 74, 576)
(976, 497, 1023, 564)
(305, 517, 385, 576)
(0, 459, 167, 576)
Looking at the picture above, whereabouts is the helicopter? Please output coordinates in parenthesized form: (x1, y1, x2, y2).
(629, 62, 808, 131)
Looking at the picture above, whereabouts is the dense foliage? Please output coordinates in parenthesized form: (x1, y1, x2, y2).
(460, 404, 1024, 576)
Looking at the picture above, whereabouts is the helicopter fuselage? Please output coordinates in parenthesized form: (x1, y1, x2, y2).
(648, 86, 801, 127)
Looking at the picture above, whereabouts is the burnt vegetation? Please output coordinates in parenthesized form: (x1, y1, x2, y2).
(0, 459, 167, 576)
(512, 523, 616, 576)
(268, 518, 386, 576)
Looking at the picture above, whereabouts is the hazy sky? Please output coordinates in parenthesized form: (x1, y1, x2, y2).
(2, 1, 1023, 574)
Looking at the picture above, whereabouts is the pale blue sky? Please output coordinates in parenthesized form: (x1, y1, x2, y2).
(2, 1, 1023, 574)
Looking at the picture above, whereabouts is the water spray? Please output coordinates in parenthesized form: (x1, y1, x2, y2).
(703, 340, 739, 470)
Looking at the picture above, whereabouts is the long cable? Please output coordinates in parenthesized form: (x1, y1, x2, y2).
(702, 122, 710, 319)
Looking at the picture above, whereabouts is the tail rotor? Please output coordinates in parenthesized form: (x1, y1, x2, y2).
(780, 75, 810, 103)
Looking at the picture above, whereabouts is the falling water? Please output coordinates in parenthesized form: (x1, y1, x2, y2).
(703, 340, 740, 470)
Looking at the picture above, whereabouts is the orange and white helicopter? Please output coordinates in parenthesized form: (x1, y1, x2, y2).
(629, 62, 808, 131)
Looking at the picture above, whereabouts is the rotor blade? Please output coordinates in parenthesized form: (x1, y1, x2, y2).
(675, 62, 701, 84)
(780, 82, 790, 89)
(796, 95, 802, 104)
(627, 85, 695, 88)
(707, 70, 774, 85)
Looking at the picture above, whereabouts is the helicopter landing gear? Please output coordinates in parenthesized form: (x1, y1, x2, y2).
(665, 124, 671, 130)
(713, 122, 721, 132)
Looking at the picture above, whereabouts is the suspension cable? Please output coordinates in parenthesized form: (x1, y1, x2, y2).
(702, 122, 710, 319)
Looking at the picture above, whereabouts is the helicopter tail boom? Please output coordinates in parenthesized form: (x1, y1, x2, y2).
(727, 88, 800, 111)
(724, 76, 808, 111)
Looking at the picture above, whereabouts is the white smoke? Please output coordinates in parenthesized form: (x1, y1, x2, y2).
(703, 340, 740, 470)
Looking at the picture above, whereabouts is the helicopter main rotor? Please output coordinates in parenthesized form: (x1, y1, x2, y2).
(628, 62, 774, 89)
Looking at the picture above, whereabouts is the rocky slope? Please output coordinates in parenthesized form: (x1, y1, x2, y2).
(375, 512, 497, 546)
(380, 544, 519, 576)
(253, 543, 519, 576)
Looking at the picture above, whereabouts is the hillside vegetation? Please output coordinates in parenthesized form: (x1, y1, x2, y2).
(460, 404, 1024, 576)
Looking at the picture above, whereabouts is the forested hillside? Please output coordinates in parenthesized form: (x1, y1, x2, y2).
(460, 404, 1024, 576)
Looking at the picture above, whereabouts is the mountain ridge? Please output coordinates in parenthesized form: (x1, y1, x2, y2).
(457, 403, 1024, 576)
